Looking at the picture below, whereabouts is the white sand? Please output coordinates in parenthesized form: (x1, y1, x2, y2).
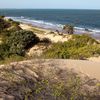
(20, 24, 71, 43)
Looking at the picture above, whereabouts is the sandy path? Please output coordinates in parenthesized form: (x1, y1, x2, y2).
(56, 59, 100, 80)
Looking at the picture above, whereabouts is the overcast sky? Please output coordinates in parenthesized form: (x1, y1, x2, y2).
(0, 0, 99, 9)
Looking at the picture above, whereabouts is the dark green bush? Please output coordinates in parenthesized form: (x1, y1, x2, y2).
(8, 18, 13, 22)
(11, 20, 20, 26)
(6, 30, 40, 56)
(0, 17, 20, 33)
(41, 38, 51, 44)
(0, 18, 11, 32)
(0, 44, 10, 60)
(0, 16, 5, 19)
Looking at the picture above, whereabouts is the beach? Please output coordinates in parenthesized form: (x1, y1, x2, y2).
(19, 23, 72, 43)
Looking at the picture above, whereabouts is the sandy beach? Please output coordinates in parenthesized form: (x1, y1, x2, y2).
(20, 24, 72, 43)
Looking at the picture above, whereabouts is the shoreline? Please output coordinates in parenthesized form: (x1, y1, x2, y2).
(7, 16, 100, 40)
(19, 22, 100, 43)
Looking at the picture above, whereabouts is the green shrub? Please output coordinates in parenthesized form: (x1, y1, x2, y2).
(43, 34, 100, 59)
(8, 18, 13, 22)
(0, 44, 10, 60)
(0, 16, 5, 19)
(0, 18, 11, 32)
(72, 34, 98, 46)
(6, 30, 40, 56)
(11, 20, 20, 26)
(0, 17, 20, 33)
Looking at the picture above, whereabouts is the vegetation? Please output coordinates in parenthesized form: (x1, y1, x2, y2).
(43, 34, 100, 59)
(0, 17, 40, 62)
(0, 60, 99, 100)
(0, 30, 39, 63)
(0, 17, 11, 32)
(6, 30, 39, 56)
(0, 16, 21, 32)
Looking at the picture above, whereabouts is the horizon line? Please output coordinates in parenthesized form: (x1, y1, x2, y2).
(0, 8, 100, 10)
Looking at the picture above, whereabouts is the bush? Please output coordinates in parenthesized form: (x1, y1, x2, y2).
(6, 30, 40, 56)
(41, 38, 51, 44)
(0, 17, 20, 33)
(0, 44, 10, 60)
(43, 34, 100, 59)
(8, 18, 13, 22)
(0, 18, 11, 32)
(0, 16, 5, 19)
(11, 21, 20, 26)
(72, 34, 98, 46)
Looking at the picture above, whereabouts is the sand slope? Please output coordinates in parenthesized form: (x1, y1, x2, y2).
(59, 59, 100, 80)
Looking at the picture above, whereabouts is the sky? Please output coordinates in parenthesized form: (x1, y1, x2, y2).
(0, 0, 99, 9)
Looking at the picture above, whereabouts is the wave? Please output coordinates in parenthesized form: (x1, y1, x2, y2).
(7, 16, 63, 31)
(75, 27, 100, 34)
(7, 16, 100, 34)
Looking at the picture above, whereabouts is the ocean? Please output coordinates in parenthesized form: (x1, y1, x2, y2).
(0, 9, 100, 38)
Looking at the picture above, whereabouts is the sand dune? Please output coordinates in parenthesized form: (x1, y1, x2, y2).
(19, 24, 100, 81)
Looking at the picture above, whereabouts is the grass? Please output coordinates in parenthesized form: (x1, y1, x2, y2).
(43, 34, 100, 59)
(31, 27, 45, 34)
(0, 55, 25, 65)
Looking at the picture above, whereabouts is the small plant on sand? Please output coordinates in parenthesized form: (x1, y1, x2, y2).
(0, 17, 11, 32)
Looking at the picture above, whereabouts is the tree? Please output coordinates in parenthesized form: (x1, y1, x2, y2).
(63, 25, 74, 34)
